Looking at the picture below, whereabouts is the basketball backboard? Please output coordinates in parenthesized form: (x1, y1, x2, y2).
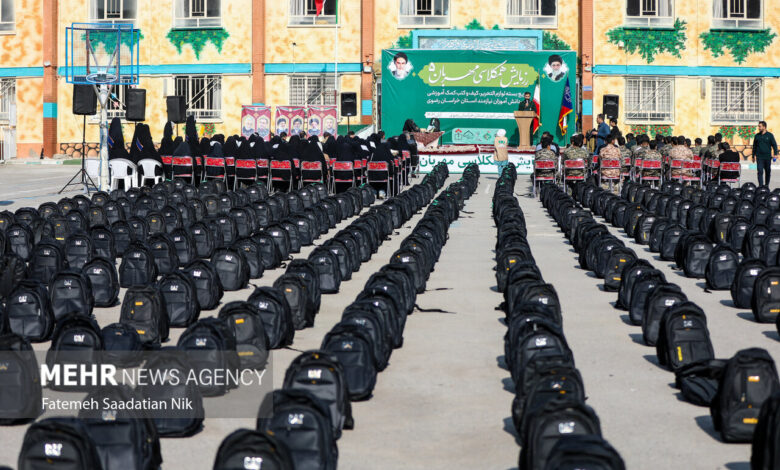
(65, 23, 139, 86)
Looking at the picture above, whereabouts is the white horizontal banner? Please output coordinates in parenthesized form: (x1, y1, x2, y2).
(418, 152, 534, 175)
(424, 111, 516, 120)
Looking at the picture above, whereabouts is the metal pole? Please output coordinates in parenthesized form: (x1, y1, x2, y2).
(98, 84, 110, 191)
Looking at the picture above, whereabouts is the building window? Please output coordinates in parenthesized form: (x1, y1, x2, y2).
(174, 0, 221, 28)
(91, 0, 136, 22)
(289, 75, 337, 106)
(506, 0, 557, 27)
(625, 77, 674, 123)
(289, 0, 337, 25)
(0, 79, 14, 122)
(625, 0, 674, 27)
(711, 78, 762, 124)
(175, 75, 222, 120)
(399, 0, 449, 27)
(712, 0, 762, 30)
(0, 0, 14, 32)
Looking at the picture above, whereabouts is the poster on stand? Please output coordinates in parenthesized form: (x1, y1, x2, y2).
(307, 105, 338, 138)
(240, 105, 272, 141)
(276, 106, 306, 136)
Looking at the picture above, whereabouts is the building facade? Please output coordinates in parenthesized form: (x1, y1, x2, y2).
(0, 0, 775, 158)
(587, 0, 780, 157)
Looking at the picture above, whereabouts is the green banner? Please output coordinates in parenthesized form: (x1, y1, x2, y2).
(381, 49, 577, 146)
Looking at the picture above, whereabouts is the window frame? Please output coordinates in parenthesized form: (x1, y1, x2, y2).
(505, 0, 558, 28)
(398, 0, 450, 28)
(288, 74, 339, 109)
(89, 0, 137, 23)
(0, 0, 15, 33)
(174, 74, 223, 121)
(624, 0, 675, 28)
(173, 0, 222, 29)
(624, 76, 675, 125)
(710, 77, 762, 125)
(288, 0, 338, 27)
(0, 79, 15, 123)
(89, 84, 130, 123)
(711, 0, 763, 30)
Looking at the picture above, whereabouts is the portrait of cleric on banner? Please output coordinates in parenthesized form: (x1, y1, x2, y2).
(381, 49, 577, 147)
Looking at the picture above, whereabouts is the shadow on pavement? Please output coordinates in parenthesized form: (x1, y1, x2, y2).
(694, 415, 722, 442)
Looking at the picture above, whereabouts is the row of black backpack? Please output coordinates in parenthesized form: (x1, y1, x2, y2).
(542, 182, 780, 454)
(587, 180, 780, 329)
(212, 163, 465, 470)
(9, 167, 453, 470)
(495, 166, 625, 470)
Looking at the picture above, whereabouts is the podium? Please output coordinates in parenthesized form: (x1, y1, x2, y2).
(514, 111, 535, 147)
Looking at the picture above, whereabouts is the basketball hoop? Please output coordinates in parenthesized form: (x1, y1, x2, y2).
(64, 23, 140, 192)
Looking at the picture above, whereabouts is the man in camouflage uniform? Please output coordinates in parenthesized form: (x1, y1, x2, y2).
(703, 135, 720, 181)
(534, 136, 558, 184)
(618, 135, 632, 181)
(668, 135, 696, 181)
(599, 134, 622, 192)
(641, 139, 663, 182)
(692, 138, 703, 159)
(561, 134, 589, 187)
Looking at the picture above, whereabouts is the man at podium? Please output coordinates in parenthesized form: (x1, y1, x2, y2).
(517, 92, 534, 111)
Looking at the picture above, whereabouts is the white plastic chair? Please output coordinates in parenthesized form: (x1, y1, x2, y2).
(138, 158, 163, 186)
(109, 158, 137, 190)
(84, 158, 100, 180)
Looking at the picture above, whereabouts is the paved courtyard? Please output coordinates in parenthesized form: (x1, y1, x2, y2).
(0, 163, 777, 469)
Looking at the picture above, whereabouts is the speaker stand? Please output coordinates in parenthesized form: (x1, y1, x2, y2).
(59, 115, 97, 194)
(347, 116, 350, 134)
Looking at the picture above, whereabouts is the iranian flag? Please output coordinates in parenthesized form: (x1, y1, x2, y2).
(315, 0, 326, 15)
(532, 81, 541, 135)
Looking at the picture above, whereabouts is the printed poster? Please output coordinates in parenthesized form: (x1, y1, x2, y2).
(307, 105, 338, 138)
(275, 106, 306, 136)
(241, 105, 272, 141)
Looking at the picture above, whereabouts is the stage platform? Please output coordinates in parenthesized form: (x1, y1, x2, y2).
(417, 144, 535, 174)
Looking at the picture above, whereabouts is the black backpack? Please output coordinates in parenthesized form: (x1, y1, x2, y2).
(0, 334, 42, 424)
(752, 267, 780, 323)
(50, 269, 94, 321)
(256, 389, 338, 470)
(177, 317, 240, 397)
(4, 280, 54, 342)
(233, 237, 265, 279)
(29, 241, 66, 286)
(627, 269, 667, 326)
(183, 260, 224, 311)
(712, 348, 780, 443)
(212, 248, 250, 291)
(189, 221, 219, 259)
(285, 259, 322, 316)
(149, 233, 180, 275)
(656, 302, 715, 372)
(681, 235, 714, 279)
(6, 222, 34, 261)
(63, 230, 93, 270)
(111, 220, 133, 257)
(214, 215, 238, 247)
(18, 418, 102, 469)
(729, 217, 752, 252)
(751, 392, 780, 470)
(89, 224, 116, 262)
(519, 395, 602, 470)
(251, 232, 283, 270)
(82, 257, 119, 308)
(137, 352, 205, 437)
(170, 228, 197, 267)
(543, 435, 626, 470)
(744, 224, 769, 259)
(283, 350, 354, 439)
(321, 323, 379, 401)
(45, 314, 103, 391)
(616, 259, 654, 311)
(660, 223, 686, 261)
(213, 428, 295, 470)
(247, 286, 295, 349)
(79, 386, 163, 470)
(159, 270, 201, 327)
(309, 247, 342, 294)
(219, 301, 270, 370)
(266, 224, 292, 260)
(119, 241, 158, 288)
(511, 364, 586, 435)
(273, 274, 311, 330)
(732, 259, 767, 309)
(705, 244, 740, 290)
(642, 283, 688, 347)
(120, 286, 169, 349)
(603, 248, 636, 292)
(674, 358, 727, 407)
(101, 322, 144, 368)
